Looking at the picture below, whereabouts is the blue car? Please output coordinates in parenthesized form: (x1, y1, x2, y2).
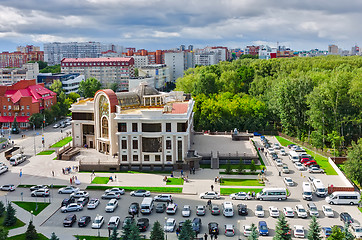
(258, 221, 269, 236)
(322, 227, 332, 238)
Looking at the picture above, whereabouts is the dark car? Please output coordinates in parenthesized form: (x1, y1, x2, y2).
(192, 218, 202, 234)
(77, 197, 89, 207)
(61, 197, 76, 207)
(137, 218, 149, 232)
(155, 203, 166, 213)
(78, 216, 91, 227)
(271, 153, 278, 160)
(129, 202, 140, 215)
(122, 216, 135, 228)
(288, 144, 296, 149)
(340, 212, 354, 225)
(63, 214, 76, 227)
(237, 204, 248, 216)
(208, 222, 219, 235)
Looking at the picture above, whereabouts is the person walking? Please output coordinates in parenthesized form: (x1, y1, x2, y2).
(176, 227, 180, 237)
(211, 184, 214, 191)
(210, 233, 214, 240)
(204, 233, 208, 240)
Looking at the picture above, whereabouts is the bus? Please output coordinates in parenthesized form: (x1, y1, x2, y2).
(325, 191, 360, 205)
(256, 188, 288, 201)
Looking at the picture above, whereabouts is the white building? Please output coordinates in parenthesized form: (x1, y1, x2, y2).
(70, 83, 195, 171)
(138, 64, 170, 90)
(259, 46, 277, 60)
(194, 52, 218, 66)
(0, 62, 39, 85)
(164, 52, 194, 82)
(132, 55, 149, 68)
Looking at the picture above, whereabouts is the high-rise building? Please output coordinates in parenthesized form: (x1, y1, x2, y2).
(164, 52, 195, 82)
(328, 45, 339, 54)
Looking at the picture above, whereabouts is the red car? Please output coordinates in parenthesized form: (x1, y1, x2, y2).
(304, 160, 317, 167)
(300, 158, 312, 164)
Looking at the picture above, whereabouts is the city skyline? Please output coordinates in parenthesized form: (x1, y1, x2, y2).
(0, 0, 361, 52)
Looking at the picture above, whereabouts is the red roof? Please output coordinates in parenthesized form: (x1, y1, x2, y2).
(61, 57, 133, 63)
(5, 84, 56, 104)
(170, 103, 189, 114)
(0, 116, 29, 123)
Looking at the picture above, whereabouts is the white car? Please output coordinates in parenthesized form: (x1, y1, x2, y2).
(92, 215, 104, 229)
(322, 205, 334, 218)
(70, 191, 89, 198)
(166, 203, 178, 214)
(108, 216, 120, 230)
(105, 199, 118, 212)
(181, 205, 191, 217)
(268, 206, 279, 218)
(196, 205, 206, 216)
(276, 159, 283, 166)
(308, 166, 324, 173)
(199, 191, 220, 199)
(154, 194, 173, 202)
(294, 225, 305, 238)
(349, 223, 362, 239)
(61, 203, 83, 213)
(255, 205, 264, 217)
(164, 218, 176, 232)
(283, 207, 295, 217)
(58, 186, 79, 194)
(0, 165, 8, 175)
(230, 192, 251, 200)
(105, 188, 125, 195)
(243, 225, 252, 236)
(53, 123, 60, 128)
(280, 149, 287, 156)
(267, 148, 275, 154)
(294, 162, 306, 171)
(284, 177, 294, 186)
(130, 189, 151, 197)
(87, 198, 100, 209)
(274, 143, 281, 150)
(295, 205, 308, 218)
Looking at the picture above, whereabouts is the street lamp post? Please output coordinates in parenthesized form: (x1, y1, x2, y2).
(30, 210, 33, 222)
(164, 217, 168, 240)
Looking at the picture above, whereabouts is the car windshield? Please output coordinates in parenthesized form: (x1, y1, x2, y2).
(166, 221, 173, 226)
(299, 208, 306, 212)
(260, 225, 267, 230)
(256, 206, 263, 211)
(296, 229, 303, 233)
(107, 203, 114, 206)
(311, 207, 317, 211)
(183, 207, 189, 211)
(95, 219, 102, 223)
(325, 208, 332, 212)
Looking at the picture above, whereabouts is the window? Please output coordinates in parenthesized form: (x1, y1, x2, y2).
(118, 122, 127, 132)
(3, 113, 6, 116)
(21, 106, 24, 110)
(177, 140, 182, 161)
(121, 140, 127, 149)
(7, 98, 10, 102)
(8, 105, 11, 110)
(144, 155, 149, 161)
(177, 122, 187, 132)
(101, 117, 109, 138)
(132, 123, 138, 132)
(8, 112, 11, 116)
(27, 105, 30, 109)
(155, 155, 161, 161)
(166, 123, 171, 132)
(166, 155, 172, 162)
(3, 106, 5, 110)
(142, 123, 161, 132)
(142, 137, 162, 152)
(132, 140, 138, 149)
(166, 140, 172, 149)
(122, 155, 127, 161)
(27, 112, 30, 116)
(133, 155, 138, 161)
(21, 113, 24, 116)
(72, 112, 94, 120)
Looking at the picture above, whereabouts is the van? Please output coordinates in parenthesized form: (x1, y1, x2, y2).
(9, 154, 26, 166)
(302, 182, 313, 201)
(288, 151, 299, 162)
(140, 197, 154, 214)
(325, 191, 360, 205)
(222, 202, 234, 217)
(311, 179, 327, 197)
(256, 188, 288, 201)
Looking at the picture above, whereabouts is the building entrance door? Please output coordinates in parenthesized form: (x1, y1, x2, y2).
(89, 141, 93, 148)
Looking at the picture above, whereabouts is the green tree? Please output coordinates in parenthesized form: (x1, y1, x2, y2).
(49, 80, 64, 98)
(344, 139, 362, 187)
(134, 68, 139, 77)
(307, 216, 321, 240)
(178, 219, 195, 240)
(109, 227, 118, 240)
(49, 232, 59, 240)
(240, 54, 258, 59)
(11, 116, 20, 134)
(327, 131, 345, 156)
(78, 77, 102, 98)
(121, 218, 132, 240)
(150, 221, 164, 240)
(225, 160, 232, 174)
(25, 220, 38, 240)
(328, 226, 344, 240)
(273, 214, 292, 240)
(128, 221, 141, 240)
(3, 203, 16, 227)
(248, 223, 259, 240)
(250, 160, 256, 172)
(0, 227, 9, 240)
(29, 113, 43, 129)
(343, 223, 354, 240)
(0, 201, 5, 217)
(193, 72, 217, 96)
(40, 65, 60, 73)
(67, 92, 80, 104)
(237, 159, 244, 174)
(107, 82, 119, 92)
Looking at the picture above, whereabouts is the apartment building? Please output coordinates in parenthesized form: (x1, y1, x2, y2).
(0, 63, 39, 85)
(138, 64, 170, 89)
(37, 73, 84, 94)
(0, 46, 44, 68)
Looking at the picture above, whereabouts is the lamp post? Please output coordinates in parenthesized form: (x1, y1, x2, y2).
(30, 210, 33, 222)
(164, 217, 168, 240)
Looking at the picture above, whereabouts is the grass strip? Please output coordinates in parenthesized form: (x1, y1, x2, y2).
(275, 136, 337, 175)
(12, 201, 50, 216)
(220, 171, 259, 175)
(37, 150, 55, 155)
(220, 179, 265, 186)
(0, 214, 25, 231)
(166, 178, 184, 185)
(86, 185, 183, 193)
(220, 188, 263, 195)
(17, 184, 67, 189)
(75, 236, 108, 240)
(80, 170, 171, 174)
(7, 233, 48, 240)
(201, 164, 264, 170)
(359, 207, 362, 213)
(51, 136, 72, 148)
(251, 139, 265, 166)
(91, 177, 109, 184)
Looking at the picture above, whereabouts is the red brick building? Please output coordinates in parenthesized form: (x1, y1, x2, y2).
(0, 48, 44, 68)
(0, 80, 57, 129)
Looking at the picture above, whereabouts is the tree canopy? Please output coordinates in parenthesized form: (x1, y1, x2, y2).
(78, 77, 102, 98)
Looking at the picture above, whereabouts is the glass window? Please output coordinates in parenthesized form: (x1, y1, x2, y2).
(133, 155, 138, 161)
(166, 140, 172, 149)
(177, 140, 182, 161)
(166, 123, 171, 132)
(27, 112, 30, 116)
(144, 155, 149, 161)
(132, 140, 138, 149)
(118, 122, 127, 132)
(155, 155, 161, 161)
(122, 155, 127, 161)
(27, 105, 30, 109)
(177, 122, 187, 132)
(166, 155, 172, 161)
(142, 123, 161, 132)
(101, 117, 109, 138)
(132, 123, 138, 132)
(121, 140, 127, 149)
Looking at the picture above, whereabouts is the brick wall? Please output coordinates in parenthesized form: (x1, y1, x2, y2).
(327, 186, 356, 194)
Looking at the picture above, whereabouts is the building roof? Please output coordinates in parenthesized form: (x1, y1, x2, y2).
(4, 83, 56, 104)
(61, 57, 133, 63)
(170, 102, 189, 114)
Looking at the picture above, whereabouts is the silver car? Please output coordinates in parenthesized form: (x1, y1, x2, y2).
(225, 224, 235, 237)
(61, 203, 83, 213)
(58, 186, 79, 194)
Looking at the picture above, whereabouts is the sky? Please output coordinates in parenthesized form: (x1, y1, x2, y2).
(0, 0, 361, 52)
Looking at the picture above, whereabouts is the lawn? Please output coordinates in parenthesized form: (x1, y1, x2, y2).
(0, 214, 25, 230)
(36, 150, 55, 155)
(74, 236, 108, 240)
(7, 233, 48, 240)
(220, 171, 259, 175)
(275, 136, 337, 175)
(359, 207, 362, 213)
(220, 188, 263, 195)
(86, 185, 183, 193)
(166, 178, 184, 185)
(201, 164, 264, 170)
(13, 201, 50, 216)
(91, 177, 109, 184)
(220, 179, 265, 186)
(51, 136, 72, 148)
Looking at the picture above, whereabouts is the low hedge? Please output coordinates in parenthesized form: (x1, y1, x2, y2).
(86, 185, 183, 193)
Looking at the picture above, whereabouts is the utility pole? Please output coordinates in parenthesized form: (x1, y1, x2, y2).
(33, 124, 36, 156)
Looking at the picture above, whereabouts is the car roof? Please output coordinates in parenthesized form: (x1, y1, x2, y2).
(110, 216, 120, 221)
(225, 224, 233, 228)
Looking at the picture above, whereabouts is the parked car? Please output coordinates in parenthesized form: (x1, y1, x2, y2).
(199, 191, 220, 199)
(78, 216, 91, 227)
(0, 165, 8, 175)
(280, 149, 287, 156)
(108, 216, 121, 230)
(294, 162, 306, 171)
(137, 218, 149, 232)
(61, 197, 76, 207)
(243, 225, 252, 236)
(105, 188, 125, 195)
(30, 185, 49, 191)
(211, 204, 221, 215)
(0, 184, 15, 191)
(164, 218, 176, 232)
(53, 123, 60, 128)
(122, 216, 135, 228)
(295, 205, 308, 218)
(154, 194, 172, 202)
(77, 197, 89, 207)
(87, 198, 100, 209)
(105, 199, 118, 212)
(283, 177, 294, 186)
(208, 222, 219, 235)
(224, 224, 235, 237)
(166, 203, 178, 214)
(322, 205, 334, 217)
(293, 225, 305, 238)
(322, 227, 332, 238)
(349, 223, 362, 239)
(268, 206, 279, 218)
(155, 203, 166, 213)
(196, 205, 206, 216)
(274, 143, 281, 149)
(31, 189, 50, 197)
(308, 166, 324, 173)
(128, 202, 140, 215)
(70, 191, 89, 198)
(258, 221, 269, 236)
(237, 204, 248, 216)
(63, 214, 77, 227)
(92, 215, 104, 229)
(307, 203, 319, 217)
(192, 218, 202, 233)
(340, 212, 354, 225)
(130, 189, 151, 197)
(283, 207, 295, 218)
(267, 148, 275, 154)
(304, 160, 317, 167)
(230, 191, 251, 200)
(181, 205, 191, 217)
(61, 203, 83, 213)
(288, 144, 296, 149)
(58, 186, 79, 194)
(276, 158, 283, 166)
(101, 192, 121, 199)
(255, 205, 265, 217)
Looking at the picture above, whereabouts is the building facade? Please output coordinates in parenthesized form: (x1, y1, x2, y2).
(164, 52, 194, 82)
(138, 64, 170, 90)
(71, 83, 194, 170)
(0, 63, 39, 85)
(37, 73, 84, 94)
(0, 80, 57, 129)
(0, 47, 44, 68)
(61, 57, 135, 86)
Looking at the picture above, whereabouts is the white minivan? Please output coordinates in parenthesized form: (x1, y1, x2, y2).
(256, 188, 288, 201)
(140, 197, 154, 214)
(288, 151, 299, 162)
(302, 182, 313, 201)
(222, 202, 234, 217)
(9, 154, 26, 166)
(325, 191, 360, 205)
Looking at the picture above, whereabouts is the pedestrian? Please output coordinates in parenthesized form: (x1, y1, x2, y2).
(207, 199, 211, 209)
(72, 176, 75, 182)
(214, 177, 218, 184)
(108, 228, 111, 237)
(52, 170, 54, 177)
(114, 175, 117, 181)
(70, 178, 72, 184)
(211, 184, 214, 191)
(131, 210, 135, 218)
(176, 227, 180, 236)
(210, 233, 214, 240)
(193, 167, 195, 174)
(181, 169, 184, 176)
(190, 168, 192, 174)
(62, 168, 65, 174)
(92, 170, 95, 176)
(204, 233, 208, 240)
